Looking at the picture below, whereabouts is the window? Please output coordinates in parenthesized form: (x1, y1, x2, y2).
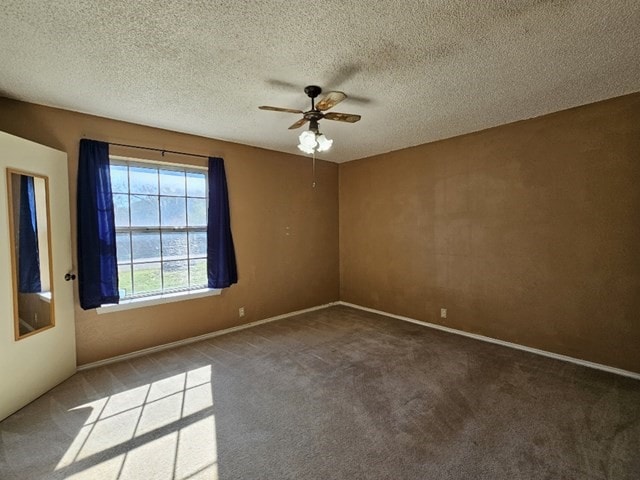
(109, 158, 208, 299)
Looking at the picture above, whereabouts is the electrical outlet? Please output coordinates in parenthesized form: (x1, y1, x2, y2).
(239, 307, 245, 318)
(440, 308, 447, 319)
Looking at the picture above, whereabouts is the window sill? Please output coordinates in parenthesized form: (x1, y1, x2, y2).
(38, 291, 52, 303)
(96, 288, 221, 314)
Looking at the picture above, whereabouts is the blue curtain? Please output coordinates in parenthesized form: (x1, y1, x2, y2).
(77, 139, 119, 309)
(18, 175, 42, 293)
(207, 157, 237, 288)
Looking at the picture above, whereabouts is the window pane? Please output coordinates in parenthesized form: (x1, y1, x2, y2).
(116, 232, 131, 262)
(162, 231, 188, 261)
(159, 169, 186, 196)
(160, 197, 186, 227)
(109, 158, 210, 297)
(113, 193, 130, 227)
(132, 262, 162, 295)
(163, 260, 188, 290)
(132, 232, 161, 262)
(110, 164, 129, 193)
(187, 198, 207, 226)
(189, 231, 207, 257)
(130, 195, 159, 226)
(190, 259, 207, 287)
(118, 264, 132, 298)
(129, 166, 158, 195)
(187, 172, 206, 197)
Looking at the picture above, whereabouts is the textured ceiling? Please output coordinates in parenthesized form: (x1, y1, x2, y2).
(1, 1, 639, 162)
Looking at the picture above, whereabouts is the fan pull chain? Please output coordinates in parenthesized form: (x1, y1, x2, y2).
(312, 151, 316, 188)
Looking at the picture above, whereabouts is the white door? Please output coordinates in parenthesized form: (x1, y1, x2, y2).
(0, 131, 76, 421)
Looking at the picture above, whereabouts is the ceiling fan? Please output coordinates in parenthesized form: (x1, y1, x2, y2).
(259, 85, 361, 154)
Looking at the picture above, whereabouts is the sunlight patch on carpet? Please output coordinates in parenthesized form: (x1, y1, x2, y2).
(55, 365, 217, 479)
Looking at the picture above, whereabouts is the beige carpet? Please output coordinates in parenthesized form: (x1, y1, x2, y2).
(1, 306, 639, 479)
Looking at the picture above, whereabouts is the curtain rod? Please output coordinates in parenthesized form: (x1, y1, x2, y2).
(109, 142, 210, 160)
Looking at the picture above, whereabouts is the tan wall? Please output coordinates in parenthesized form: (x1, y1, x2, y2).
(0, 98, 339, 365)
(3, 93, 639, 373)
(17, 293, 52, 333)
(339, 93, 640, 373)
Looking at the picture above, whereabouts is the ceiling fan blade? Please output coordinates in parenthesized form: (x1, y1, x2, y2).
(315, 91, 347, 111)
(288, 117, 309, 129)
(259, 106, 304, 114)
(323, 112, 361, 123)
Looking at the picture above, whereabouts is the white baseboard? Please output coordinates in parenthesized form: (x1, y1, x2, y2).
(338, 301, 640, 381)
(78, 300, 640, 381)
(77, 301, 339, 371)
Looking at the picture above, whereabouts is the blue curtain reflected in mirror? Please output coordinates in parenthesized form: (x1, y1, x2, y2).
(18, 175, 42, 293)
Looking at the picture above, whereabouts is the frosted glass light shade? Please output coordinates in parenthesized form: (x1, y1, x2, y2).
(299, 130, 317, 148)
(297, 143, 315, 154)
(316, 134, 333, 152)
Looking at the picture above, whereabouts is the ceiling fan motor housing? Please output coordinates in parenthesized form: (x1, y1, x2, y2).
(308, 118, 319, 133)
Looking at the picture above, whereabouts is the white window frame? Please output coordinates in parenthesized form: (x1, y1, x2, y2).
(97, 156, 219, 313)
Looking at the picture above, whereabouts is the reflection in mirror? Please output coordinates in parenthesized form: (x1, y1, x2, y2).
(7, 169, 54, 339)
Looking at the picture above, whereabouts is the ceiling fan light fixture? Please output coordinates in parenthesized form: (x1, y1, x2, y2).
(298, 129, 333, 154)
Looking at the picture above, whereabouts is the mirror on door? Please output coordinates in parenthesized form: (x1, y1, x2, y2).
(6, 169, 55, 339)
